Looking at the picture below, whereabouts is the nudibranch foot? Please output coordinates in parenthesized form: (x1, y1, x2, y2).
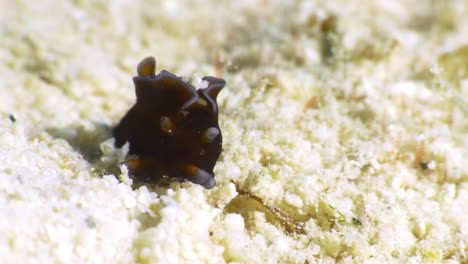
(124, 157, 163, 183)
(124, 158, 216, 188)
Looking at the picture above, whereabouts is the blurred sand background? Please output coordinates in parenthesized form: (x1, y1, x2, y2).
(0, 0, 467, 263)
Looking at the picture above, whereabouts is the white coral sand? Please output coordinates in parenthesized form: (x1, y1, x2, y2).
(0, 0, 467, 263)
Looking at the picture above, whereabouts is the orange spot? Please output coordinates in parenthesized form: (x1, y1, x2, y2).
(126, 159, 145, 171)
(215, 51, 224, 79)
(183, 164, 198, 177)
(303, 96, 319, 112)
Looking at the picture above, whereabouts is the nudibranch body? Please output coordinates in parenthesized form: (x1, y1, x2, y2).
(113, 57, 225, 189)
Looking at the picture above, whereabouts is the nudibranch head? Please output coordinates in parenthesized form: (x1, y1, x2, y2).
(113, 56, 225, 189)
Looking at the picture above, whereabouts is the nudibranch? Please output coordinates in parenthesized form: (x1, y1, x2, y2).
(113, 57, 225, 189)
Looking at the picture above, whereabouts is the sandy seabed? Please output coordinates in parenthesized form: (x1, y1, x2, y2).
(0, 0, 467, 263)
